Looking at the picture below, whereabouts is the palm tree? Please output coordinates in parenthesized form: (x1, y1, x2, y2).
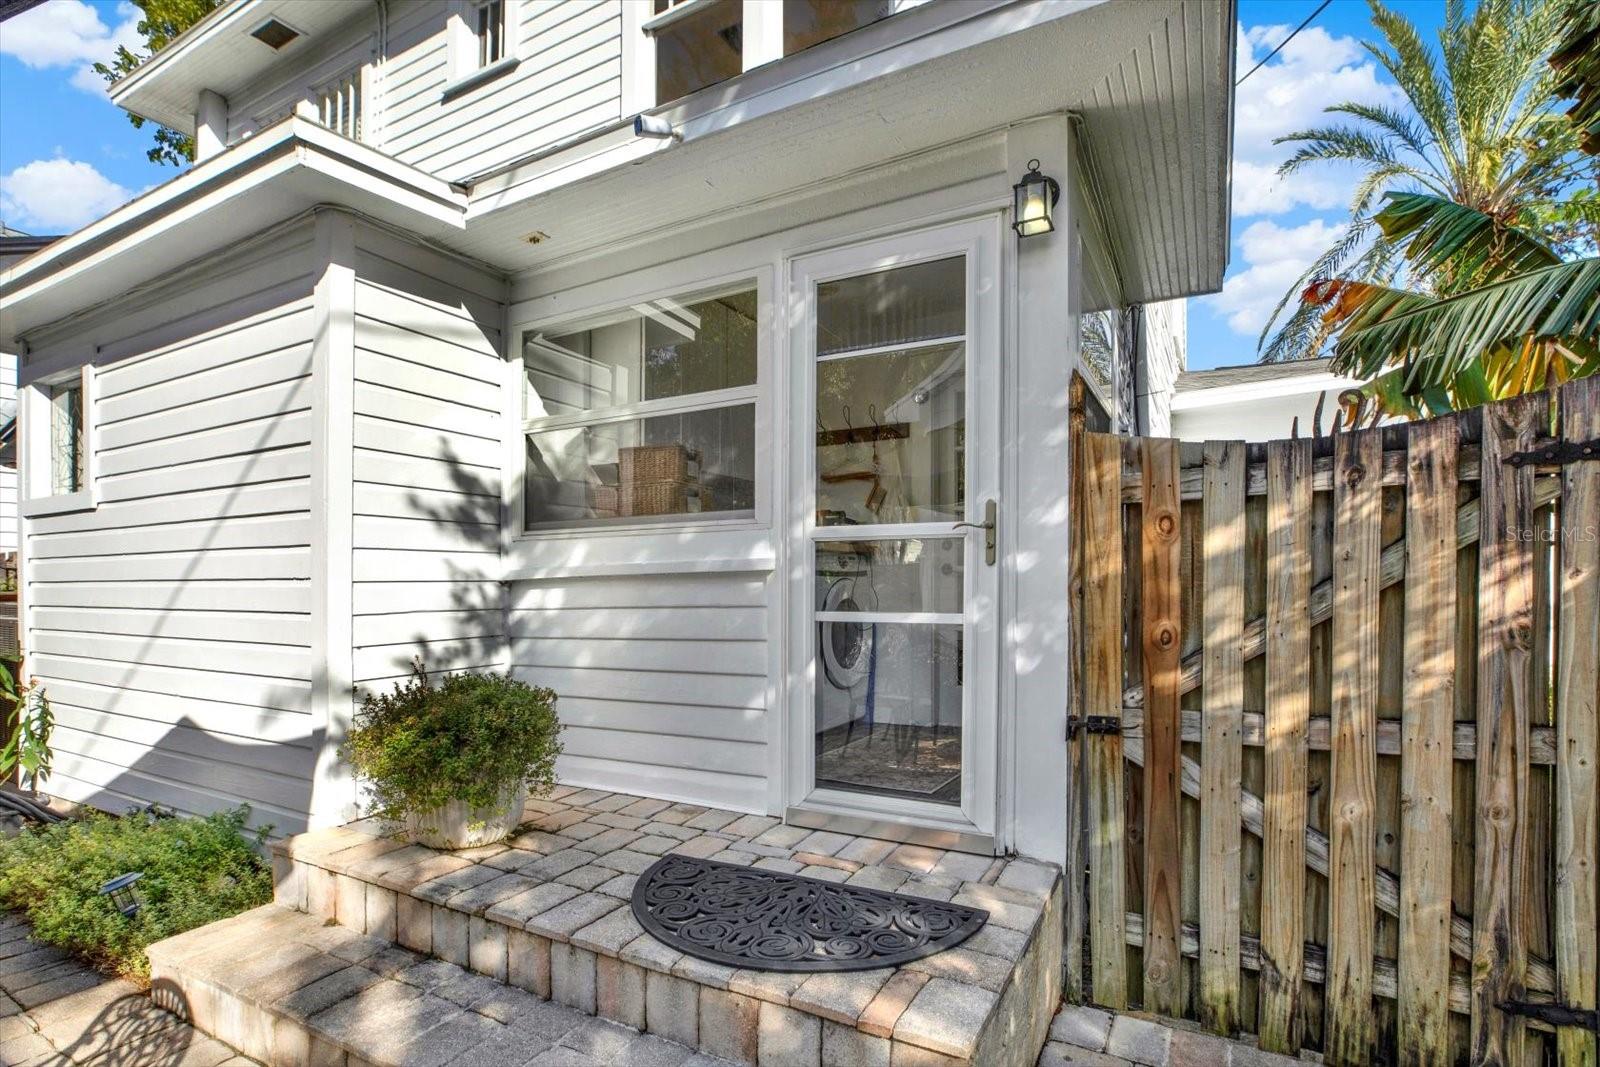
(1257, 0, 1596, 370)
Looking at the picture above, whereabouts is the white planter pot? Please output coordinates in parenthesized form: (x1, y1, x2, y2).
(402, 783, 526, 850)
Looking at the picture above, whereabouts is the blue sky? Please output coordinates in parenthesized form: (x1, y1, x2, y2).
(1, 0, 1451, 370)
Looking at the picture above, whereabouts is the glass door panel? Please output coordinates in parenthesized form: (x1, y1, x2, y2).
(810, 254, 971, 809)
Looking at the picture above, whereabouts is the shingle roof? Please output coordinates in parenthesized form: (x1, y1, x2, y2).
(1174, 358, 1339, 393)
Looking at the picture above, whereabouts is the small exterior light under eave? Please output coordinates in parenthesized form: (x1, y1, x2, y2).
(1012, 159, 1060, 238)
(99, 873, 145, 918)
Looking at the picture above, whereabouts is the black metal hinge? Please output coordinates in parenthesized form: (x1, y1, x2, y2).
(1504, 438, 1600, 468)
(1067, 715, 1122, 740)
(1498, 998, 1599, 1032)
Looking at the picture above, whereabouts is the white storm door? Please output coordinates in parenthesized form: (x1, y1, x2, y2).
(787, 217, 1002, 840)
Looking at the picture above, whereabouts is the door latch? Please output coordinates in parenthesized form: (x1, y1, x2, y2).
(953, 499, 997, 565)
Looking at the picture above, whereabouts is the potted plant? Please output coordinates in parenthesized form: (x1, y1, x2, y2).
(342, 663, 561, 849)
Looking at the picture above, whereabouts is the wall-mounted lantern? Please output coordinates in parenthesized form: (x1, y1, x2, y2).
(99, 873, 145, 919)
(1012, 159, 1060, 238)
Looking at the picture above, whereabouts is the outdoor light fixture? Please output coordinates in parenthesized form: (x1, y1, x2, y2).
(99, 873, 145, 919)
(634, 114, 681, 142)
(1012, 159, 1060, 238)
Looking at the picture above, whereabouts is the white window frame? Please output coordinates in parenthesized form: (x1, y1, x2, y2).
(515, 271, 770, 537)
(444, 0, 517, 98)
(20, 364, 96, 518)
(628, 0, 924, 113)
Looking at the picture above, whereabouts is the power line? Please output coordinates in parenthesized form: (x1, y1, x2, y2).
(1237, 0, 1334, 85)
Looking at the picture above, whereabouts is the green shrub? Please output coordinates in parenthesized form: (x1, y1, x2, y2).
(342, 663, 562, 817)
(0, 806, 272, 981)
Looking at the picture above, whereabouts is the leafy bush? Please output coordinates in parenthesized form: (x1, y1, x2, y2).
(0, 806, 272, 981)
(342, 663, 562, 817)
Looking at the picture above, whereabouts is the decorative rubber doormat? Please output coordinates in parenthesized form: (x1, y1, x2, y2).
(631, 854, 988, 972)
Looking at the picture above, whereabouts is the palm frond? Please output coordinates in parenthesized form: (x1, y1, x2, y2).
(1324, 102, 1438, 163)
(1329, 256, 1600, 388)
(1375, 190, 1561, 287)
(1274, 127, 1399, 176)
(1365, 2, 1460, 170)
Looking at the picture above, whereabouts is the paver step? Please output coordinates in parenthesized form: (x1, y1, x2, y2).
(147, 903, 740, 1067)
(265, 786, 1063, 1066)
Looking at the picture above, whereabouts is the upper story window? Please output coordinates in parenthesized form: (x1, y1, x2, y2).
(520, 283, 759, 530)
(475, 0, 507, 67)
(644, 0, 904, 107)
(446, 0, 515, 94)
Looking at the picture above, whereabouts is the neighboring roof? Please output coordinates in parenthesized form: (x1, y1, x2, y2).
(1175, 358, 1341, 393)
(1171, 357, 1367, 414)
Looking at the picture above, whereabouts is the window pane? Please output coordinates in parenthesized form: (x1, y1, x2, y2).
(815, 620, 961, 805)
(50, 383, 84, 495)
(525, 403, 755, 527)
(525, 288, 756, 419)
(816, 342, 964, 525)
(783, 0, 895, 56)
(815, 539, 962, 615)
(816, 256, 964, 357)
(655, 0, 742, 103)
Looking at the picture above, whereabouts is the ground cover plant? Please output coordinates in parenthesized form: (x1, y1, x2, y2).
(0, 806, 271, 982)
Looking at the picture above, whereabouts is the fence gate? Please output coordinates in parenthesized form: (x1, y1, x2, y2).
(1066, 378, 1599, 1067)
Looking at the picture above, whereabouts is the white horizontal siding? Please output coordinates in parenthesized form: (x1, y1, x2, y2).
(382, 0, 624, 182)
(508, 570, 771, 813)
(22, 236, 318, 834)
(349, 225, 508, 700)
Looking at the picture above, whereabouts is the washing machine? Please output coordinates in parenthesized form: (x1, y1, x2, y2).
(815, 546, 876, 734)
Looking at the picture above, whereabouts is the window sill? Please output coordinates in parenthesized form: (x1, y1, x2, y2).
(22, 491, 95, 518)
(441, 56, 519, 103)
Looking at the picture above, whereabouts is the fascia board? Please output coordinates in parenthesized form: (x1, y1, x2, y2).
(109, 0, 263, 130)
(0, 118, 466, 346)
(1169, 373, 1366, 411)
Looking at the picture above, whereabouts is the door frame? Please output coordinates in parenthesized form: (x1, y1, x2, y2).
(782, 215, 1004, 850)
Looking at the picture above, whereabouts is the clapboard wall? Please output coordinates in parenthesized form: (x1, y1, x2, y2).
(505, 568, 772, 812)
(20, 226, 321, 834)
(379, 0, 623, 181)
(348, 223, 509, 702)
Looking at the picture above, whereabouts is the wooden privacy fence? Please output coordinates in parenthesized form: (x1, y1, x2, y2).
(1066, 378, 1599, 1067)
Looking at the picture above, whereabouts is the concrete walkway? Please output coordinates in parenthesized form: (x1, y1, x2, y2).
(0, 912, 253, 1067)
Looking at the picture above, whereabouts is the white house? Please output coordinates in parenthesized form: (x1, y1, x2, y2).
(0, 0, 1234, 875)
(1171, 357, 1369, 443)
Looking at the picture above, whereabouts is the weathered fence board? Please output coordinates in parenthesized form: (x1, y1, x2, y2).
(1555, 377, 1599, 1067)
(1199, 440, 1245, 1034)
(1071, 383, 1598, 1067)
(1084, 431, 1128, 1010)
(1327, 430, 1381, 1067)
(1140, 438, 1184, 1019)
(1397, 415, 1457, 1067)
(1258, 438, 1310, 1055)
(1471, 395, 1541, 1067)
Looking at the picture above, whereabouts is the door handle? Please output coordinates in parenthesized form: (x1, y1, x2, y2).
(952, 498, 997, 566)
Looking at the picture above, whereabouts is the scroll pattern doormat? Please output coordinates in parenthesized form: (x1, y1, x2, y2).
(631, 855, 988, 972)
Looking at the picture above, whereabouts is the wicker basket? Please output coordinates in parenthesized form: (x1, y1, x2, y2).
(620, 444, 702, 485)
(590, 485, 620, 518)
(621, 480, 708, 517)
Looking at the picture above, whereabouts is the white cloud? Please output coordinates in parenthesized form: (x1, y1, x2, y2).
(0, 157, 133, 232)
(0, 0, 143, 98)
(1231, 23, 1404, 218)
(1203, 218, 1346, 337)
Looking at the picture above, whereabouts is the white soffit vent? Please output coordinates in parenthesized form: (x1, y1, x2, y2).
(249, 17, 301, 50)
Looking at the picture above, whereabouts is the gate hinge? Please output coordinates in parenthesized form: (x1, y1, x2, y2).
(1504, 438, 1600, 468)
(1067, 715, 1122, 740)
(1497, 998, 1599, 1031)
